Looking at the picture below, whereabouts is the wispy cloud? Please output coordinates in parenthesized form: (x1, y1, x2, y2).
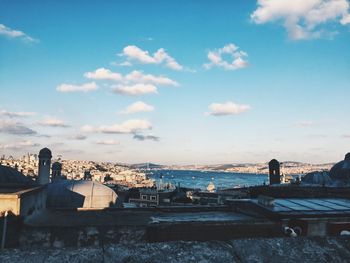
(0, 23, 38, 43)
(68, 134, 87, 140)
(133, 134, 160, 141)
(81, 119, 152, 134)
(56, 82, 98, 93)
(95, 139, 120, 145)
(251, 0, 350, 40)
(0, 110, 36, 118)
(0, 140, 40, 150)
(112, 84, 158, 96)
(120, 101, 154, 114)
(120, 45, 183, 71)
(204, 43, 248, 70)
(38, 118, 70, 128)
(295, 121, 316, 127)
(206, 101, 251, 116)
(0, 120, 37, 135)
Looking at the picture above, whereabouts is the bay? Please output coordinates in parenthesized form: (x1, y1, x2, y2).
(149, 169, 268, 190)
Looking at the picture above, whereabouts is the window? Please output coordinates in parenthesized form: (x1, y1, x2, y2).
(150, 195, 157, 201)
(141, 195, 147, 200)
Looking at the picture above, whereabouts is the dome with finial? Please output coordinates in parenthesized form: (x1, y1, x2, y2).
(39, 147, 52, 158)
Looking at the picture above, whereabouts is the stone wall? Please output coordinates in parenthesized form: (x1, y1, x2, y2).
(1, 237, 350, 263)
(18, 225, 146, 248)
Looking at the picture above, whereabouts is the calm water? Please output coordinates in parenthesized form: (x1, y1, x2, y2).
(148, 169, 268, 190)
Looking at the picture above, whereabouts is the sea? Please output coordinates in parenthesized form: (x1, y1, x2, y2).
(148, 169, 268, 190)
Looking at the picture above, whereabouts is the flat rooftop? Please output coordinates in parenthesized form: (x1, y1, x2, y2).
(24, 207, 262, 227)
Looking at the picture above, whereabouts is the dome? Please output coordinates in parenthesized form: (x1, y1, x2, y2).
(0, 164, 36, 187)
(329, 153, 350, 186)
(301, 171, 331, 186)
(47, 180, 118, 208)
(269, 159, 279, 165)
(39, 147, 52, 158)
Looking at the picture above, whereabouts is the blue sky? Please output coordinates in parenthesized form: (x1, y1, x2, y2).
(0, 0, 349, 164)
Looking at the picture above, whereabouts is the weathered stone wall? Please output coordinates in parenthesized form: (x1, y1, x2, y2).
(1, 237, 350, 263)
(18, 226, 146, 248)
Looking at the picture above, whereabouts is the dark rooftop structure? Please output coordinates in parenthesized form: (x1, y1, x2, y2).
(330, 152, 350, 186)
(0, 164, 36, 188)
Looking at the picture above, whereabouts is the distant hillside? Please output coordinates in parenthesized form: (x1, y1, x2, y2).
(130, 163, 164, 169)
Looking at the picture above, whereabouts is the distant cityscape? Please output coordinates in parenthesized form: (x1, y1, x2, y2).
(0, 152, 334, 183)
(0, 153, 154, 188)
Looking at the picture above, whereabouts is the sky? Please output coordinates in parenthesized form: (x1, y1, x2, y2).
(0, 0, 349, 165)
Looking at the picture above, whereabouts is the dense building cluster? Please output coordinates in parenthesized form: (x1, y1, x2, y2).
(0, 153, 154, 188)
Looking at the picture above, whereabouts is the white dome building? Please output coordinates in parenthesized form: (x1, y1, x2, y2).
(47, 180, 118, 209)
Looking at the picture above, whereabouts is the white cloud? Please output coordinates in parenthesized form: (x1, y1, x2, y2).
(206, 101, 251, 116)
(120, 45, 183, 71)
(0, 140, 40, 150)
(56, 82, 98, 93)
(81, 119, 152, 134)
(251, 0, 350, 40)
(38, 118, 70, 128)
(341, 13, 350, 24)
(96, 139, 120, 145)
(0, 23, 38, 43)
(84, 68, 122, 81)
(120, 101, 154, 114)
(0, 110, 36, 118)
(125, 70, 179, 86)
(204, 44, 248, 70)
(112, 84, 158, 96)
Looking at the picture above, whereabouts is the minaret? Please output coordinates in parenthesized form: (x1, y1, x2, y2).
(51, 161, 62, 182)
(269, 159, 281, 185)
(38, 147, 52, 185)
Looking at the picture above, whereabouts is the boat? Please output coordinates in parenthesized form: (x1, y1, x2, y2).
(207, 182, 215, 192)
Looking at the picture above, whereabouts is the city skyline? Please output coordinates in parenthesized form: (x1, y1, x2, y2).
(1, 0, 350, 165)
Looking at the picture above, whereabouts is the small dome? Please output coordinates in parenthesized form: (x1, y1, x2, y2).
(301, 171, 331, 186)
(52, 162, 62, 170)
(269, 159, 279, 166)
(47, 180, 118, 208)
(0, 164, 36, 187)
(39, 147, 52, 159)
